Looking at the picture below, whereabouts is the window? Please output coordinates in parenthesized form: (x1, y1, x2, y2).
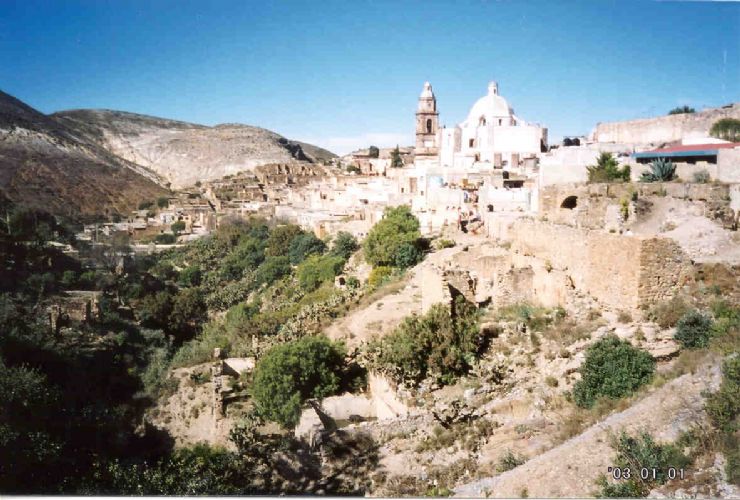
(469, 138, 475, 148)
(479, 116, 486, 126)
(560, 196, 578, 209)
(498, 119, 502, 126)
(426, 119, 432, 133)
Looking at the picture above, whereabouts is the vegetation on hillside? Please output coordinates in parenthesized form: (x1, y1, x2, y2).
(587, 152, 631, 183)
(668, 105, 695, 115)
(364, 205, 424, 270)
(573, 336, 655, 408)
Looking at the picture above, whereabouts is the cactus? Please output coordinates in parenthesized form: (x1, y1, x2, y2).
(640, 158, 676, 182)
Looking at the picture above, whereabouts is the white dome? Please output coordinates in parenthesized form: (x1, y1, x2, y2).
(462, 81, 513, 126)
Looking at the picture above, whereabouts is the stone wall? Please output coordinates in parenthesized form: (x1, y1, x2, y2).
(507, 220, 692, 310)
(591, 104, 740, 145)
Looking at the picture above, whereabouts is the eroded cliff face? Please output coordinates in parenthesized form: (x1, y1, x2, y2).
(53, 109, 336, 189)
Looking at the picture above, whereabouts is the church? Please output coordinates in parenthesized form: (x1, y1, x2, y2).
(414, 81, 547, 174)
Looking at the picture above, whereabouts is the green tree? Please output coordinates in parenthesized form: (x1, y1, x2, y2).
(287, 232, 326, 264)
(171, 221, 186, 235)
(587, 152, 630, 183)
(296, 254, 345, 292)
(156, 197, 169, 209)
(265, 225, 303, 257)
(251, 336, 345, 427)
(368, 145, 379, 158)
(330, 231, 358, 260)
(668, 105, 695, 115)
(363, 205, 422, 268)
(710, 118, 740, 142)
(573, 336, 655, 408)
(155, 233, 176, 244)
(138, 200, 154, 210)
(390, 145, 403, 168)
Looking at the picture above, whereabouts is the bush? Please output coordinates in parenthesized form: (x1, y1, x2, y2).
(331, 232, 358, 260)
(370, 296, 480, 386)
(573, 336, 655, 408)
(647, 296, 690, 328)
(705, 356, 739, 433)
(287, 233, 326, 264)
(668, 105, 695, 115)
(364, 206, 422, 268)
(138, 201, 154, 210)
(251, 336, 345, 427)
(674, 310, 713, 349)
(171, 221, 186, 234)
(496, 450, 526, 472)
(254, 256, 292, 287)
(178, 265, 202, 287)
(156, 197, 169, 208)
(433, 238, 455, 250)
(368, 145, 379, 158)
(154, 233, 177, 244)
(368, 266, 393, 289)
(296, 254, 345, 292)
(597, 431, 690, 497)
(693, 170, 711, 183)
(587, 153, 630, 183)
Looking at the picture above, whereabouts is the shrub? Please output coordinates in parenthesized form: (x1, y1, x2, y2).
(434, 238, 455, 250)
(674, 310, 713, 349)
(178, 265, 202, 287)
(668, 105, 695, 115)
(251, 336, 345, 427)
(693, 170, 711, 183)
(138, 200, 154, 210)
(368, 266, 393, 288)
(171, 221, 186, 234)
(647, 296, 690, 328)
(640, 158, 676, 182)
(368, 145, 379, 158)
(496, 450, 526, 472)
(587, 153, 630, 183)
(254, 256, 292, 287)
(156, 197, 169, 208)
(287, 232, 326, 264)
(705, 356, 739, 433)
(330, 231, 358, 260)
(363, 206, 422, 268)
(573, 336, 655, 408)
(154, 233, 177, 244)
(370, 296, 480, 386)
(296, 254, 345, 292)
(597, 431, 690, 497)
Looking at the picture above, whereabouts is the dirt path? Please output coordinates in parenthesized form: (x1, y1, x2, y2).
(454, 360, 722, 498)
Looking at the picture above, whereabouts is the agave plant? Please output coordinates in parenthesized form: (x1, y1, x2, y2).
(640, 158, 676, 182)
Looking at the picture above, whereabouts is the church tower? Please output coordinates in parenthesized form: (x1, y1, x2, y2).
(415, 82, 439, 156)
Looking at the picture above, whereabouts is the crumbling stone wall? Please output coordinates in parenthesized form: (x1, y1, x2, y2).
(637, 237, 694, 306)
(539, 182, 735, 229)
(507, 220, 692, 310)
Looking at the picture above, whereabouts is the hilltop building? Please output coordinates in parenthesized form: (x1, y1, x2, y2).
(414, 81, 548, 174)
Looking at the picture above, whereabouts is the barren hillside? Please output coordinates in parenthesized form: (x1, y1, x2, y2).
(0, 90, 168, 220)
(53, 109, 337, 189)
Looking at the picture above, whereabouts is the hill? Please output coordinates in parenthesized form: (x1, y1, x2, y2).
(53, 109, 337, 189)
(0, 90, 168, 220)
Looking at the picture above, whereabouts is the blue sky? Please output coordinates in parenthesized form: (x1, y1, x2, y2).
(1, 1, 738, 154)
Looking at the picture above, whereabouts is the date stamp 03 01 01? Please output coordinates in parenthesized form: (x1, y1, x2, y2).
(607, 466, 686, 481)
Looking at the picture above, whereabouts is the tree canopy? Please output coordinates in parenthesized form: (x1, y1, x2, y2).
(363, 206, 422, 268)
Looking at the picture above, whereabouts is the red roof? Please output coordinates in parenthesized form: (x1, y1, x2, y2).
(643, 142, 740, 154)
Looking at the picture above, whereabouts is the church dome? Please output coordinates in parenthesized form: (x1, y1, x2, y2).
(462, 81, 513, 126)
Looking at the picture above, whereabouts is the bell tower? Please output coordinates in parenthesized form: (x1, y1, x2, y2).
(415, 82, 439, 156)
